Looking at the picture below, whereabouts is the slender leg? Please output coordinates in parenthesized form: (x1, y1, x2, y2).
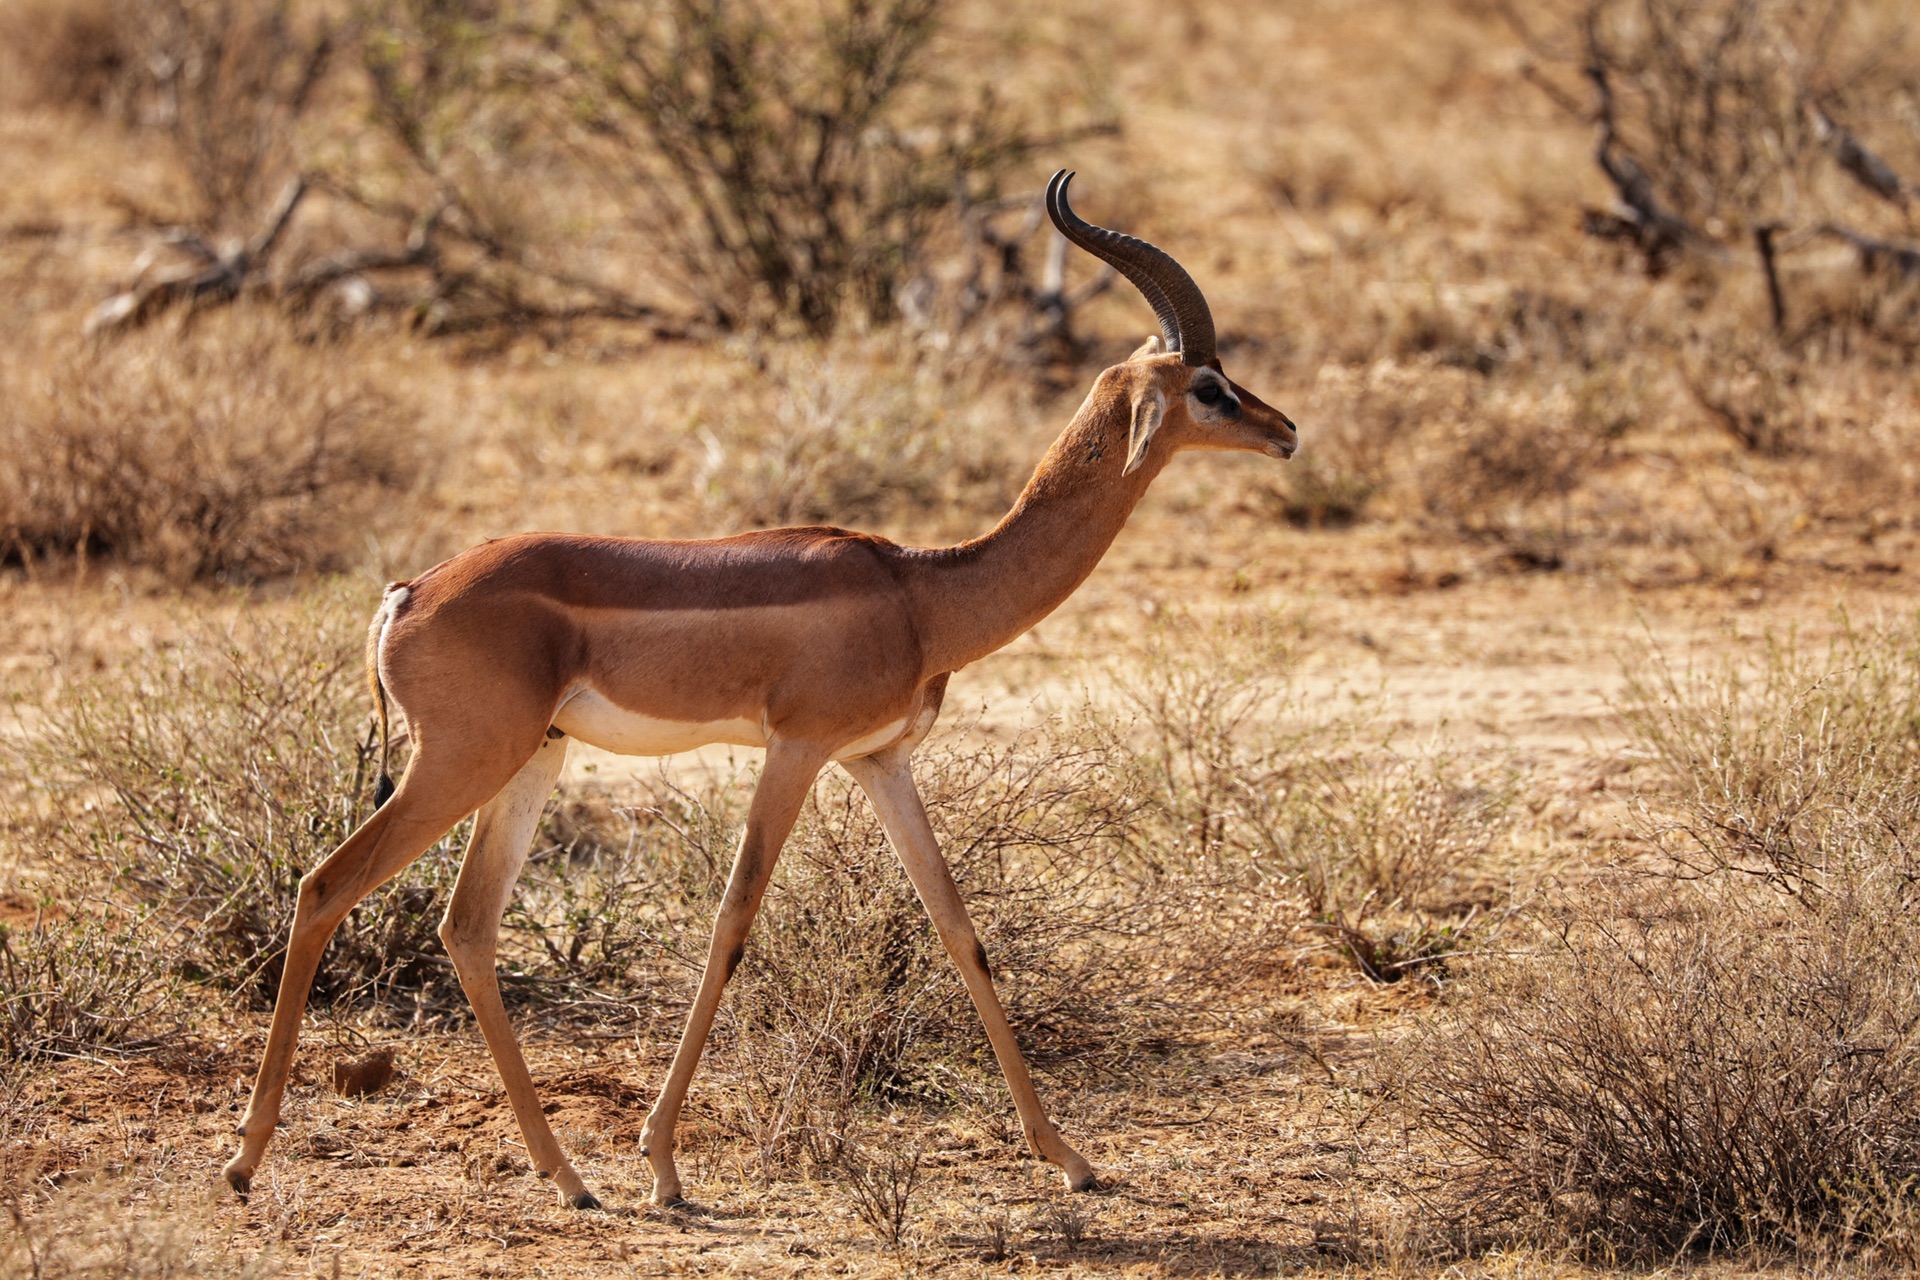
(639, 737, 827, 1206)
(841, 748, 1097, 1192)
(222, 745, 537, 1197)
(434, 735, 599, 1207)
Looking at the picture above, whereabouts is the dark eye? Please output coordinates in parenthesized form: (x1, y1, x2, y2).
(1193, 381, 1223, 406)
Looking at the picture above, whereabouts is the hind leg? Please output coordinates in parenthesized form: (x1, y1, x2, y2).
(222, 746, 535, 1196)
(433, 734, 599, 1207)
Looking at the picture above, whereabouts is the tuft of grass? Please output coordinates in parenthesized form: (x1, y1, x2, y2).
(0, 309, 417, 583)
(1, 1170, 280, 1279)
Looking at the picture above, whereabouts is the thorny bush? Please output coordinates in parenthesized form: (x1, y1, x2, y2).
(0, 907, 183, 1064)
(23, 589, 464, 1011)
(1396, 617, 1920, 1259)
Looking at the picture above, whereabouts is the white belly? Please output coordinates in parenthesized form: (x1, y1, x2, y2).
(829, 718, 911, 761)
(550, 689, 909, 762)
(552, 689, 767, 757)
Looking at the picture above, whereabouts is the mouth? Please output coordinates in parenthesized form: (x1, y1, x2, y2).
(1272, 410, 1299, 460)
(1266, 437, 1298, 461)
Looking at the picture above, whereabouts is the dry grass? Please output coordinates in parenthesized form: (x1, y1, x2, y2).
(1392, 619, 1920, 1261)
(17, 587, 458, 1010)
(1111, 610, 1519, 984)
(0, 0, 129, 114)
(0, 908, 182, 1065)
(685, 340, 1028, 531)
(2, 1171, 280, 1280)
(0, 309, 417, 583)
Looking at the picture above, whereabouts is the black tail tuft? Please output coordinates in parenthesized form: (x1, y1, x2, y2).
(373, 772, 396, 808)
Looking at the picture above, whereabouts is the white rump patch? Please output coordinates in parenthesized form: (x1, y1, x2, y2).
(374, 587, 410, 694)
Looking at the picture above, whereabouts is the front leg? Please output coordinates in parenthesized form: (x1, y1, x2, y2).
(640, 737, 827, 1206)
(840, 747, 1097, 1192)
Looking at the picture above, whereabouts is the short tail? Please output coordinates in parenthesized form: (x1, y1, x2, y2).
(365, 584, 409, 808)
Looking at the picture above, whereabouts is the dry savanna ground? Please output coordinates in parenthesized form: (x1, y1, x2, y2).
(4, 0, 1920, 1276)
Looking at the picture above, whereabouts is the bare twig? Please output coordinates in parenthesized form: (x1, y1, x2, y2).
(1808, 101, 1912, 207)
(1755, 223, 1787, 331)
(85, 176, 308, 337)
(1818, 223, 1920, 278)
(1584, 63, 1713, 269)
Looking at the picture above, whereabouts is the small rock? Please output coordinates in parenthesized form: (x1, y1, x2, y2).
(332, 1048, 396, 1098)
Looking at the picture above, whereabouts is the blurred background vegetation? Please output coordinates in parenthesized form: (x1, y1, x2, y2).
(0, 0, 1913, 586)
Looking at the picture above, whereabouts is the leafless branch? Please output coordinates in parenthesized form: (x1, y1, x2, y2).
(1808, 101, 1912, 207)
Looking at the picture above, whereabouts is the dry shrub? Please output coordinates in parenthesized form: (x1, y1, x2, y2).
(690, 341, 1026, 531)
(1404, 872, 1920, 1259)
(1396, 618, 1920, 1259)
(1285, 754, 1518, 982)
(835, 1139, 924, 1249)
(126, 0, 333, 230)
(0, 310, 417, 582)
(1278, 358, 1612, 552)
(499, 783, 734, 1022)
(0, 909, 183, 1064)
(1681, 330, 1812, 456)
(0, 0, 131, 113)
(1516, 0, 1919, 266)
(19, 592, 714, 1025)
(345, 0, 1081, 336)
(1256, 376, 1390, 529)
(554, 0, 1052, 333)
(704, 725, 1149, 1172)
(0, 0, 331, 227)
(1673, 329, 1920, 546)
(1622, 618, 1920, 889)
(1410, 382, 1614, 557)
(22, 588, 463, 1011)
(1111, 610, 1516, 982)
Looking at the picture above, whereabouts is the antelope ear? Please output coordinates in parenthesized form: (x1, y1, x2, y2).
(1130, 333, 1166, 361)
(1124, 384, 1166, 476)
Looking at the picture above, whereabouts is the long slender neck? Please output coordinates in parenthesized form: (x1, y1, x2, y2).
(904, 372, 1157, 676)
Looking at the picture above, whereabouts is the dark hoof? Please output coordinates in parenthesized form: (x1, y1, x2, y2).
(568, 1190, 603, 1211)
(224, 1167, 252, 1198)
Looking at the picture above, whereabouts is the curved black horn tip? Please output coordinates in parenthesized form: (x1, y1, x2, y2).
(1045, 169, 1074, 229)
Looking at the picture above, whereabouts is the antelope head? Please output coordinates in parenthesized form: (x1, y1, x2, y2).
(1047, 170, 1298, 476)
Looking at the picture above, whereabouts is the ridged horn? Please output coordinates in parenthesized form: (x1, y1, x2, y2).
(1045, 169, 1216, 366)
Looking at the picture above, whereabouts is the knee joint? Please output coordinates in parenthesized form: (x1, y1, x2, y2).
(971, 937, 994, 981)
(437, 913, 491, 963)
